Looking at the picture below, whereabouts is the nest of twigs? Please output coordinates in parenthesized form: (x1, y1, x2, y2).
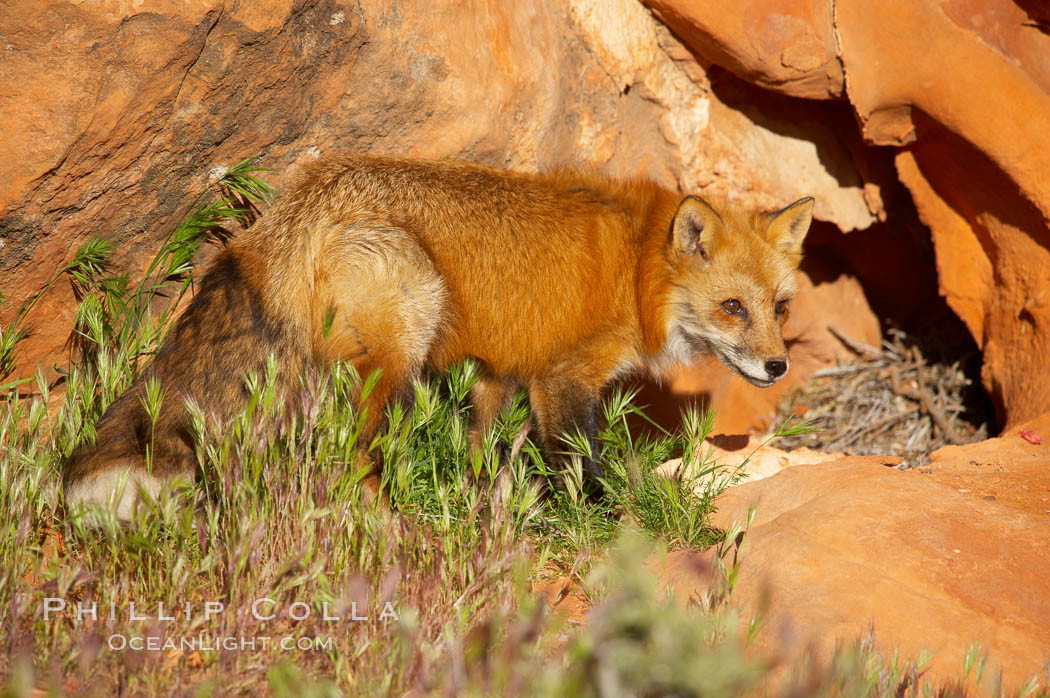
(772, 328, 991, 467)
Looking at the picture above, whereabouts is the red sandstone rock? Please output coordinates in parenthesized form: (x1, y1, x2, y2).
(659, 430, 1050, 693)
(896, 139, 1050, 428)
(921, 413, 1050, 517)
(643, 0, 844, 100)
(639, 0, 1050, 429)
(834, 0, 1050, 428)
(657, 435, 845, 486)
(835, 0, 1050, 215)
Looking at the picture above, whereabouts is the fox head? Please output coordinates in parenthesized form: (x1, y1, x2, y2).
(664, 195, 814, 387)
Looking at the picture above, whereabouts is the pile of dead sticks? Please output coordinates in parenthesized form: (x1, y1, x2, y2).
(772, 328, 988, 467)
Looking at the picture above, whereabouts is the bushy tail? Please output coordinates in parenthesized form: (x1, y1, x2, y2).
(63, 248, 308, 520)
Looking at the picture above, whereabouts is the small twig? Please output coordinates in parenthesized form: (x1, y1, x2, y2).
(812, 361, 886, 379)
(827, 325, 884, 359)
(828, 406, 920, 451)
(888, 365, 965, 445)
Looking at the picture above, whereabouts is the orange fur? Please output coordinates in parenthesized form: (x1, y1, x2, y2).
(64, 153, 814, 518)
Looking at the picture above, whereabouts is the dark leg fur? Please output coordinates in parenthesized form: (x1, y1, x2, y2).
(64, 250, 308, 518)
(528, 375, 606, 495)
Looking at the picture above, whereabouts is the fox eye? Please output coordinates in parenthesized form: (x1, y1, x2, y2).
(775, 299, 789, 315)
(721, 299, 742, 314)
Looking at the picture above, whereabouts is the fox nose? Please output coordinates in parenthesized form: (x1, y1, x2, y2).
(765, 359, 787, 379)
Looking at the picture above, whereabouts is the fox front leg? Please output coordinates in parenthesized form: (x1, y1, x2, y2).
(468, 374, 517, 450)
(528, 375, 605, 495)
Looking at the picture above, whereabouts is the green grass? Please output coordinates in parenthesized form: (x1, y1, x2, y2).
(0, 162, 1042, 697)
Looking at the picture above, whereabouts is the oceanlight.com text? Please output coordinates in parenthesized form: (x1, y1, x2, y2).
(107, 634, 336, 652)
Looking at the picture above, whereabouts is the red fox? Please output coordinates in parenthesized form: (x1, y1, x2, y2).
(64, 153, 813, 519)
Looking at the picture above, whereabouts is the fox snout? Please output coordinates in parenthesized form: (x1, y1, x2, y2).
(764, 358, 787, 380)
(729, 352, 790, 387)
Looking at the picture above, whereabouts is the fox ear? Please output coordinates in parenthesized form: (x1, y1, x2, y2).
(766, 197, 814, 256)
(671, 196, 722, 260)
